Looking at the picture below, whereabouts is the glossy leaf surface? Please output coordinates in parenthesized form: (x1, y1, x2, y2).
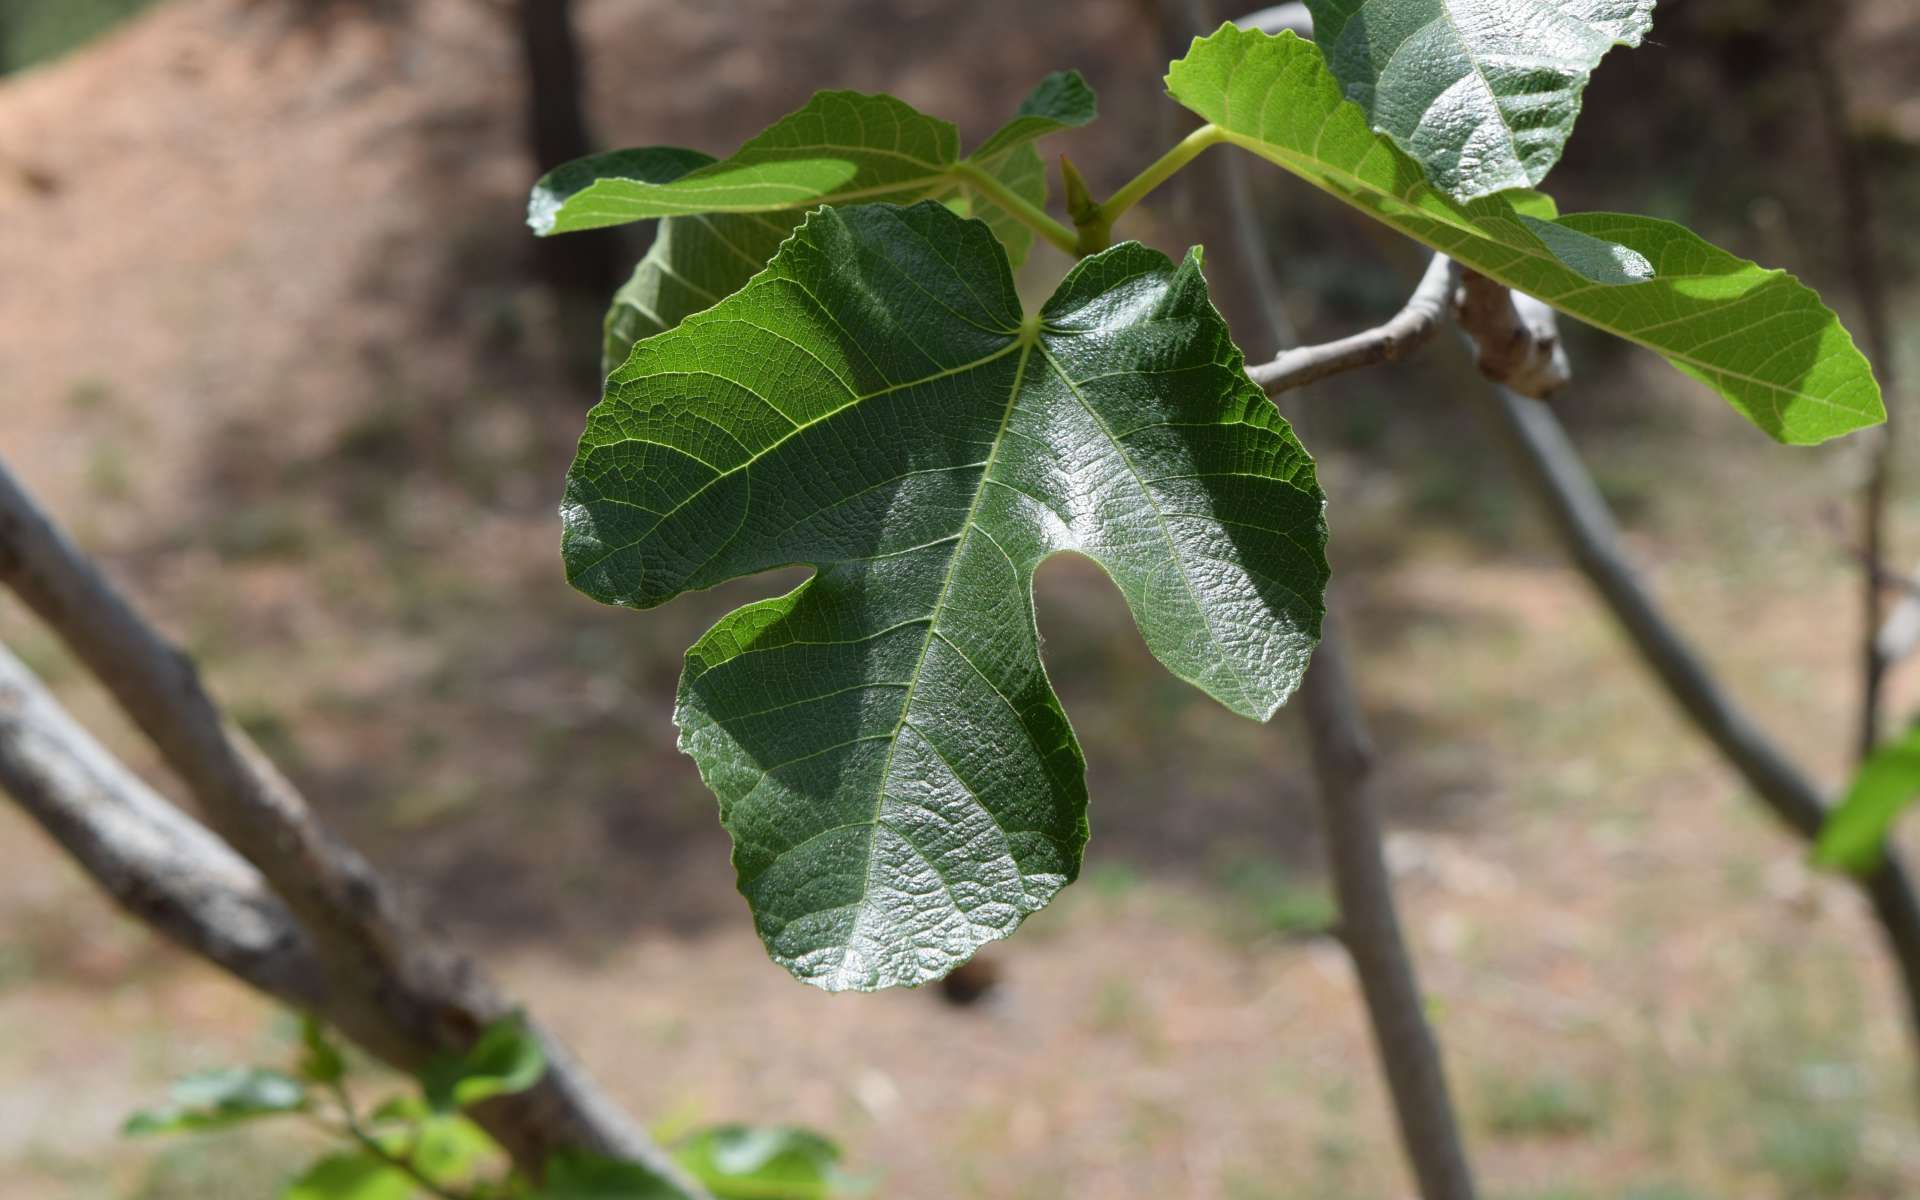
(563, 201, 1328, 989)
(1168, 24, 1882, 444)
(1304, 0, 1654, 200)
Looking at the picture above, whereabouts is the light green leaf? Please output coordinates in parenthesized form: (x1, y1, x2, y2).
(282, 1153, 414, 1200)
(1167, 25, 1883, 444)
(1304, 0, 1655, 200)
(968, 69, 1098, 162)
(529, 92, 958, 234)
(675, 1125, 848, 1200)
(535, 1151, 694, 1200)
(563, 200, 1328, 990)
(597, 149, 802, 377)
(587, 75, 1094, 374)
(418, 1014, 545, 1112)
(124, 1067, 307, 1135)
(1817, 729, 1920, 874)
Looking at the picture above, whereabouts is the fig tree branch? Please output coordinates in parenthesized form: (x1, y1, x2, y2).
(0, 460, 707, 1195)
(1449, 285, 1920, 1056)
(1247, 252, 1455, 394)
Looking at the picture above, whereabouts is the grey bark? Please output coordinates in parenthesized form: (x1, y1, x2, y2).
(0, 460, 704, 1193)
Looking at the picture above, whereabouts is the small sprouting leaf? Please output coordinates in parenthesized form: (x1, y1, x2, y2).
(419, 1014, 545, 1112)
(563, 200, 1328, 990)
(282, 1152, 414, 1200)
(676, 1125, 849, 1200)
(1304, 0, 1655, 200)
(124, 1067, 307, 1135)
(535, 1151, 693, 1200)
(968, 70, 1098, 162)
(1817, 729, 1920, 874)
(1166, 25, 1883, 444)
(298, 1015, 346, 1086)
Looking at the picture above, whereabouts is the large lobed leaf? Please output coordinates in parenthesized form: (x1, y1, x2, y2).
(563, 201, 1328, 989)
(571, 72, 1095, 375)
(1167, 24, 1883, 445)
(1304, 0, 1655, 201)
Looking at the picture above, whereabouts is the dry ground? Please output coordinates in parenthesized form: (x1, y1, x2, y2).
(4, 1, 1920, 1197)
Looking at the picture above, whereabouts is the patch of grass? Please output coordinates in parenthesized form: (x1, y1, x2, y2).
(208, 501, 312, 563)
(1216, 857, 1338, 940)
(1758, 1115, 1869, 1200)
(1479, 1071, 1608, 1139)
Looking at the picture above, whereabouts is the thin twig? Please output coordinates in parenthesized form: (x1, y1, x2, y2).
(1246, 254, 1456, 394)
(1808, 5, 1900, 760)
(0, 461, 705, 1194)
(1207, 8, 1478, 1194)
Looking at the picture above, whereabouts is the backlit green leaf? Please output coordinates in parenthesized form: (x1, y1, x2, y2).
(1167, 25, 1883, 444)
(282, 1153, 413, 1200)
(563, 200, 1327, 989)
(1304, 0, 1655, 200)
(1817, 728, 1920, 875)
(597, 149, 801, 376)
(586, 74, 1095, 374)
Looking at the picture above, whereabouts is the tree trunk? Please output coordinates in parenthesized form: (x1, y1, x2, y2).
(516, 0, 622, 301)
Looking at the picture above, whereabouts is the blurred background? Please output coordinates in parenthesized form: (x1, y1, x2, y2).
(3, 0, 1919, 1196)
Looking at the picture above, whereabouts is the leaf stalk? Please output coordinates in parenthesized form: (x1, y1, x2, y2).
(1082, 123, 1226, 252)
(947, 160, 1081, 257)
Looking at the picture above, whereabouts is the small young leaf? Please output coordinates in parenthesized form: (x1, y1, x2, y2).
(124, 1067, 307, 1135)
(418, 1014, 545, 1112)
(298, 1015, 347, 1086)
(534, 1151, 693, 1200)
(564, 200, 1328, 989)
(1817, 729, 1920, 874)
(1166, 25, 1883, 444)
(282, 1152, 414, 1200)
(968, 70, 1098, 162)
(675, 1125, 848, 1200)
(1304, 0, 1656, 200)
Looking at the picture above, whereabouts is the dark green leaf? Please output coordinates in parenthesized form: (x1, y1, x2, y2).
(1166, 25, 1883, 444)
(968, 70, 1098, 162)
(282, 1152, 414, 1200)
(676, 1125, 847, 1200)
(124, 1066, 307, 1135)
(563, 201, 1328, 989)
(1304, 0, 1656, 199)
(535, 1151, 693, 1200)
(419, 1014, 545, 1112)
(1817, 729, 1920, 874)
